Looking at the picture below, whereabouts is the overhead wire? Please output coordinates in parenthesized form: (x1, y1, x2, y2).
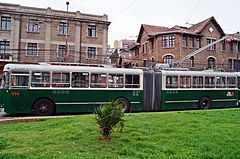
(186, 0, 201, 25)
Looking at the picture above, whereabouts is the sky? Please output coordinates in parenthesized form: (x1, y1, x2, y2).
(2, 0, 240, 47)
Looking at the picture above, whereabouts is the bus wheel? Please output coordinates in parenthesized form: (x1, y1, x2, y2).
(198, 97, 211, 109)
(33, 99, 54, 116)
(117, 98, 130, 113)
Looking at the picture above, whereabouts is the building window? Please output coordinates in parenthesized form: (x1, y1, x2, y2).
(0, 41, 10, 54)
(28, 19, 39, 32)
(169, 35, 175, 47)
(27, 43, 38, 56)
(88, 25, 96, 37)
(162, 36, 168, 47)
(221, 41, 225, 51)
(207, 38, 216, 50)
(135, 47, 139, 56)
(189, 37, 194, 48)
(163, 55, 174, 64)
(87, 47, 96, 59)
(190, 56, 194, 67)
(182, 36, 187, 47)
(143, 59, 147, 67)
(196, 38, 201, 48)
(208, 57, 215, 68)
(238, 42, 240, 52)
(58, 22, 68, 35)
(57, 45, 66, 58)
(142, 43, 147, 53)
(162, 35, 175, 48)
(151, 39, 154, 50)
(1, 17, 11, 30)
(230, 41, 233, 51)
(228, 59, 238, 71)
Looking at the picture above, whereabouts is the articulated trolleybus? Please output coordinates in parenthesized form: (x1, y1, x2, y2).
(0, 63, 239, 115)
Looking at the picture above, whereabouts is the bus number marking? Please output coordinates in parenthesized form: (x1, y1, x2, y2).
(226, 91, 234, 97)
(11, 92, 20, 96)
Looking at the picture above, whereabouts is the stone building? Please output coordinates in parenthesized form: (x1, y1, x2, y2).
(131, 16, 240, 71)
(0, 2, 110, 72)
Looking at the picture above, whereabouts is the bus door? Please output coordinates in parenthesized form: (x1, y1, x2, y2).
(143, 71, 162, 111)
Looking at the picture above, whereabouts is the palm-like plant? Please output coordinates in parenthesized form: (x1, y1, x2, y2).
(94, 101, 125, 141)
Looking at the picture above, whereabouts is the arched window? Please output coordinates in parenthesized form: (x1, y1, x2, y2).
(163, 55, 174, 64)
(208, 57, 215, 68)
(143, 59, 147, 67)
(151, 57, 155, 62)
(190, 56, 194, 67)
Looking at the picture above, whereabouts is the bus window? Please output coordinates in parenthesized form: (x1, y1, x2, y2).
(108, 74, 123, 88)
(125, 75, 140, 88)
(90, 73, 107, 88)
(52, 72, 70, 87)
(205, 76, 215, 88)
(238, 77, 240, 89)
(1, 72, 9, 89)
(180, 76, 191, 88)
(72, 72, 89, 88)
(216, 76, 226, 88)
(227, 77, 236, 88)
(11, 72, 29, 88)
(166, 76, 178, 88)
(193, 76, 203, 88)
(31, 72, 50, 87)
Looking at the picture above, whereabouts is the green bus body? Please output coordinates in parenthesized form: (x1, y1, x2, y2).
(1, 89, 144, 114)
(161, 90, 238, 110)
(0, 64, 239, 115)
(0, 64, 144, 115)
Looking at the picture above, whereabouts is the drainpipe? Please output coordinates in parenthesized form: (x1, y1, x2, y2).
(79, 21, 82, 63)
(17, 15, 22, 62)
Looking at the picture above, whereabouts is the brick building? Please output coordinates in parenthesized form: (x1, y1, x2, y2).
(131, 16, 240, 71)
(0, 2, 110, 72)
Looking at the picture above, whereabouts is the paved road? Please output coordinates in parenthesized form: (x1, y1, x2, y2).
(0, 112, 7, 118)
(0, 112, 74, 123)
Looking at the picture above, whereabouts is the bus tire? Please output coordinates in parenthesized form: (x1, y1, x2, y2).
(117, 98, 131, 113)
(33, 99, 54, 116)
(198, 97, 211, 110)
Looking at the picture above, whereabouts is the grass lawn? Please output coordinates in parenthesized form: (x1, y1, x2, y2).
(0, 108, 240, 159)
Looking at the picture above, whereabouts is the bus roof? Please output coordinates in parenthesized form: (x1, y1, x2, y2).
(161, 70, 237, 77)
(3, 63, 143, 75)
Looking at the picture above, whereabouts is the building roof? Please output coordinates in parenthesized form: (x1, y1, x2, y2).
(142, 24, 169, 36)
(189, 16, 225, 36)
(149, 25, 203, 40)
(226, 32, 240, 41)
(136, 16, 226, 43)
(136, 24, 169, 43)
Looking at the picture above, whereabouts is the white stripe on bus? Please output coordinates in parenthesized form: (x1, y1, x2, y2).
(56, 102, 106, 105)
(212, 99, 237, 102)
(56, 101, 140, 105)
(165, 100, 198, 103)
(166, 99, 236, 103)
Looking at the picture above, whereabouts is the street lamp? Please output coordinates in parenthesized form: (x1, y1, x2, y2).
(65, 1, 69, 62)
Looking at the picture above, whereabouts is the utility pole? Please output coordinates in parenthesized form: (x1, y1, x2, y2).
(65, 1, 69, 62)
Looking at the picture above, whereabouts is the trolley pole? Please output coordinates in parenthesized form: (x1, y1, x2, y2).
(65, 1, 69, 62)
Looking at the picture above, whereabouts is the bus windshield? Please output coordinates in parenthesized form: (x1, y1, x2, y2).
(1, 72, 9, 89)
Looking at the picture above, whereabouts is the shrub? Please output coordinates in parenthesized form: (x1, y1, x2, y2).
(94, 101, 125, 141)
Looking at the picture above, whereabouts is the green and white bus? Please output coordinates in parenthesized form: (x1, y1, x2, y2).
(143, 70, 238, 111)
(0, 63, 143, 115)
(0, 63, 239, 115)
